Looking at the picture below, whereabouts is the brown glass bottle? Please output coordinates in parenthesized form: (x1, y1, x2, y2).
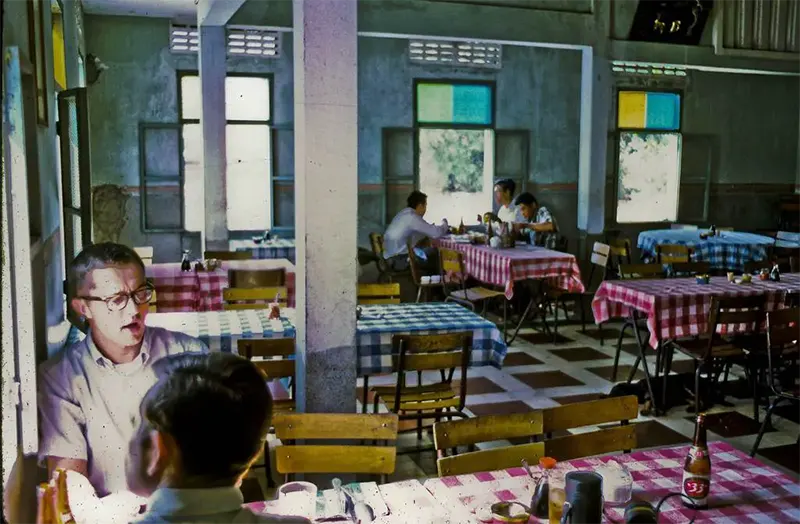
(681, 414, 711, 509)
(54, 469, 77, 524)
(36, 483, 56, 524)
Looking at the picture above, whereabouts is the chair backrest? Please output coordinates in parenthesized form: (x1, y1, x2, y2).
(406, 241, 423, 285)
(671, 224, 698, 230)
(439, 248, 467, 294)
(705, 295, 766, 352)
(134, 246, 154, 265)
(369, 233, 386, 257)
(590, 242, 610, 267)
(618, 263, 664, 279)
(765, 307, 799, 399)
(229, 269, 286, 288)
(148, 288, 157, 313)
(238, 338, 296, 396)
(656, 244, 691, 264)
(609, 238, 632, 265)
(671, 261, 711, 277)
(357, 283, 400, 304)
(223, 286, 288, 310)
(433, 396, 638, 476)
(273, 413, 399, 479)
(205, 250, 253, 261)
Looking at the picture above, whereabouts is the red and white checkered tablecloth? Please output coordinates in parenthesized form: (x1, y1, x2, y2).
(434, 238, 585, 299)
(146, 260, 296, 313)
(423, 441, 800, 523)
(591, 273, 799, 349)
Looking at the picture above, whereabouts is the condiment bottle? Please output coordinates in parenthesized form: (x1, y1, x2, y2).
(770, 262, 781, 282)
(531, 457, 556, 518)
(682, 414, 711, 509)
(486, 221, 494, 245)
(269, 293, 282, 320)
(180, 250, 192, 272)
(458, 217, 465, 234)
(36, 483, 56, 524)
(54, 469, 76, 524)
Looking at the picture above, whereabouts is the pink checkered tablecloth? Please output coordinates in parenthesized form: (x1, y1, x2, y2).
(434, 238, 585, 299)
(591, 273, 799, 349)
(423, 441, 800, 523)
(146, 259, 296, 313)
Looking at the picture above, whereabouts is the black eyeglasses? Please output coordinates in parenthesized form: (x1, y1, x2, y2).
(78, 284, 154, 312)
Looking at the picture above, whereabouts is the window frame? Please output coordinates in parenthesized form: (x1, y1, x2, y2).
(411, 79, 497, 191)
(176, 70, 275, 234)
(611, 87, 685, 227)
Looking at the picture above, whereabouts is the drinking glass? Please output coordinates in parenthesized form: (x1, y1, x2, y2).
(548, 467, 567, 524)
(278, 481, 318, 519)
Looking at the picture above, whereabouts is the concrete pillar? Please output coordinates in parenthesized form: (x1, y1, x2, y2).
(199, 25, 227, 251)
(293, 0, 358, 413)
(577, 49, 611, 235)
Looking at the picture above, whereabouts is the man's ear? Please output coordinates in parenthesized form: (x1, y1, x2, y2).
(146, 430, 172, 478)
(70, 297, 91, 320)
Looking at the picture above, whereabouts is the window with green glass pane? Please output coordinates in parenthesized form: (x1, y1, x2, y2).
(416, 82, 493, 125)
(618, 91, 681, 131)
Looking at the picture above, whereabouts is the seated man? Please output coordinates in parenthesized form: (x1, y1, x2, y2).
(513, 192, 559, 250)
(38, 243, 208, 499)
(126, 352, 310, 523)
(382, 190, 449, 273)
(491, 178, 525, 224)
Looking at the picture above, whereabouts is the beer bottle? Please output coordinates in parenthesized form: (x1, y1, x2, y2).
(681, 414, 711, 509)
(36, 483, 56, 524)
(458, 217, 465, 235)
(54, 469, 77, 524)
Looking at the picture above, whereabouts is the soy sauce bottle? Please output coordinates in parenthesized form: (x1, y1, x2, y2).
(531, 457, 556, 518)
(180, 250, 192, 272)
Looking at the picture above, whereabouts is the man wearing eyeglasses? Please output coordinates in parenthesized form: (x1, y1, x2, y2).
(37, 243, 208, 503)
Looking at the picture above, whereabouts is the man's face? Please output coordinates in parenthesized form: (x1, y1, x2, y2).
(494, 185, 509, 206)
(72, 264, 149, 349)
(520, 203, 535, 221)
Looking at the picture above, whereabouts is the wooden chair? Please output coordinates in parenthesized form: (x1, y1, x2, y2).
(610, 264, 665, 383)
(440, 248, 507, 333)
(204, 250, 253, 261)
(369, 232, 409, 283)
(656, 244, 691, 264)
(607, 238, 632, 279)
(665, 295, 767, 415)
(133, 246, 154, 265)
(407, 240, 444, 303)
(433, 396, 638, 476)
(671, 261, 712, 277)
(273, 413, 399, 484)
(550, 242, 610, 344)
(223, 287, 288, 310)
(670, 224, 698, 230)
(148, 288, 157, 313)
(371, 333, 472, 446)
(750, 307, 800, 456)
(358, 283, 401, 305)
(229, 269, 286, 288)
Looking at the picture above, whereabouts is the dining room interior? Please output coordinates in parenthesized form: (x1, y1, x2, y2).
(2, 0, 800, 522)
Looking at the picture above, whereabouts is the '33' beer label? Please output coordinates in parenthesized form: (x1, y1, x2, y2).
(681, 472, 710, 506)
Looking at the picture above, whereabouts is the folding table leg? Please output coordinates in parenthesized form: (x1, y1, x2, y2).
(630, 312, 660, 415)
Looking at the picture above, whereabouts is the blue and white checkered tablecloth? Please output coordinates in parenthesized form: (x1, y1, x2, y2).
(637, 229, 775, 272)
(356, 302, 507, 376)
(230, 239, 296, 263)
(145, 309, 295, 353)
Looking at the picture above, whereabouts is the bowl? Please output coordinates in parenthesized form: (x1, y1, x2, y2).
(489, 502, 531, 523)
(252, 236, 264, 244)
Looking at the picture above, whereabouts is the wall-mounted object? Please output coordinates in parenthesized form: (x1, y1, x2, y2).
(27, 0, 48, 125)
(629, 0, 714, 46)
(84, 54, 108, 85)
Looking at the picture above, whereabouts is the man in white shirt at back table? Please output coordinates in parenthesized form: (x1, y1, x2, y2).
(383, 190, 449, 273)
(37, 243, 208, 509)
(493, 178, 526, 224)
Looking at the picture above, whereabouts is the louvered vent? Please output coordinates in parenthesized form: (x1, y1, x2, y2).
(409, 40, 502, 69)
(170, 25, 199, 53)
(612, 61, 688, 77)
(227, 28, 281, 57)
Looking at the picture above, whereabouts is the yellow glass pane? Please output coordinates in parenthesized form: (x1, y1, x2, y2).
(618, 92, 646, 129)
(52, 15, 67, 90)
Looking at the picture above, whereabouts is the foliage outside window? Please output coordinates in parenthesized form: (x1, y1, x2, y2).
(616, 90, 682, 224)
(415, 81, 495, 225)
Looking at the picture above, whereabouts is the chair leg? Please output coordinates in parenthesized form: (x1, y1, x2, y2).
(611, 322, 629, 382)
(751, 361, 760, 425)
(416, 286, 423, 303)
(750, 397, 784, 457)
(362, 376, 370, 414)
(661, 346, 674, 412)
(693, 361, 704, 414)
(552, 297, 560, 343)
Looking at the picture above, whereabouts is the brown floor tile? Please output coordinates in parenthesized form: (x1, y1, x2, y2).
(551, 393, 606, 405)
(722, 378, 753, 400)
(513, 371, 584, 389)
(503, 351, 543, 367)
(620, 343, 642, 357)
(403, 451, 439, 477)
(686, 411, 771, 438)
(587, 365, 645, 383)
(464, 377, 506, 395)
(773, 403, 800, 424)
(520, 332, 573, 345)
(667, 359, 697, 375)
(550, 346, 610, 362)
(468, 400, 535, 417)
(584, 327, 630, 342)
(758, 443, 800, 474)
(632, 420, 691, 448)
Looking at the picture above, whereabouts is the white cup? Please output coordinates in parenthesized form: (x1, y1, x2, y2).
(278, 481, 318, 518)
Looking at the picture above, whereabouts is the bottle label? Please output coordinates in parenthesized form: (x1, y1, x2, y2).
(681, 472, 710, 506)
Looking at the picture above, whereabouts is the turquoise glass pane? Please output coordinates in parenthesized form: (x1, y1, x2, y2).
(645, 92, 680, 130)
(452, 84, 492, 125)
(416, 84, 453, 123)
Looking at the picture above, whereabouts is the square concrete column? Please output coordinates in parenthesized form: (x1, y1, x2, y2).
(199, 25, 228, 251)
(577, 50, 611, 234)
(293, 0, 358, 413)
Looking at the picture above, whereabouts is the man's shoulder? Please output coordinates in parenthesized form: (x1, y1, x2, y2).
(147, 326, 208, 355)
(39, 337, 90, 381)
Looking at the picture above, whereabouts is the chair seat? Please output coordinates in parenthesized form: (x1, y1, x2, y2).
(381, 395, 461, 412)
(420, 275, 448, 286)
(449, 287, 505, 302)
(371, 382, 456, 402)
(672, 337, 746, 359)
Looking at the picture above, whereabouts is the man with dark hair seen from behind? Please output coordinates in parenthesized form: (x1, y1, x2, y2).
(38, 243, 208, 501)
(127, 352, 310, 523)
(382, 190, 449, 273)
(491, 179, 525, 224)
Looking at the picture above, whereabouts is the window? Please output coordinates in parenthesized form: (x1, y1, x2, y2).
(615, 90, 682, 223)
(414, 81, 495, 225)
(178, 74, 273, 233)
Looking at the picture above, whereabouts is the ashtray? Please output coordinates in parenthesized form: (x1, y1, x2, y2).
(695, 275, 710, 285)
(488, 502, 531, 523)
(252, 236, 264, 244)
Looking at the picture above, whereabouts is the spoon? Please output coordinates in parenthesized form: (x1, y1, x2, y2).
(332, 478, 346, 516)
(342, 484, 375, 523)
(521, 458, 535, 480)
